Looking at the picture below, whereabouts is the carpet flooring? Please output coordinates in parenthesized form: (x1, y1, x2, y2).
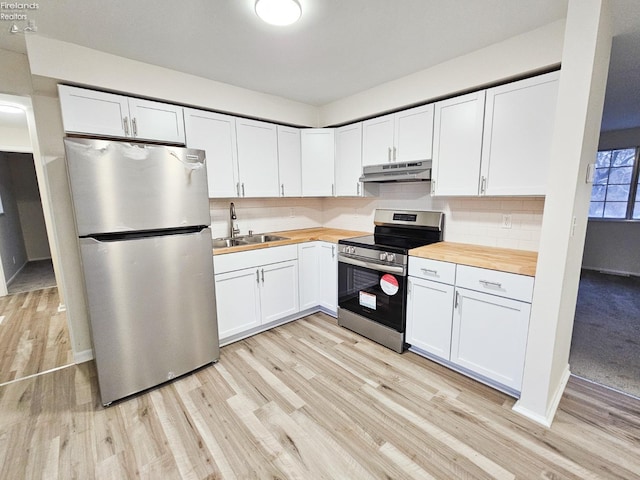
(570, 269, 640, 398)
(7, 259, 56, 295)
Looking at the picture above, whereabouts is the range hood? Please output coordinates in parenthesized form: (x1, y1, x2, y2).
(359, 161, 431, 183)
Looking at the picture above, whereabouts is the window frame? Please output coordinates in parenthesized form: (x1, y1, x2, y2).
(589, 147, 640, 222)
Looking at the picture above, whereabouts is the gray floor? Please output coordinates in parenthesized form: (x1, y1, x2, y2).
(570, 269, 640, 398)
(7, 259, 56, 294)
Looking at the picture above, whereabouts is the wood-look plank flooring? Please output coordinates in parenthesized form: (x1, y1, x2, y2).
(0, 287, 73, 385)
(0, 313, 638, 479)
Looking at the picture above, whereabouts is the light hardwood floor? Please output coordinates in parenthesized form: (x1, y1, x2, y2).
(0, 313, 638, 479)
(0, 287, 73, 384)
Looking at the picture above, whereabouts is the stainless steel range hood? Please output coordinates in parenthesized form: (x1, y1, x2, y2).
(359, 161, 431, 183)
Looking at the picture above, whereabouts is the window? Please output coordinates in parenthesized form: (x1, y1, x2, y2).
(589, 148, 640, 219)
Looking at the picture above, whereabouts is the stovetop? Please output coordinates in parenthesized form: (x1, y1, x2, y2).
(339, 233, 439, 255)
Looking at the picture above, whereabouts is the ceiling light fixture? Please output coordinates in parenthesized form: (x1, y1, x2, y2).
(255, 0, 301, 26)
(0, 105, 24, 114)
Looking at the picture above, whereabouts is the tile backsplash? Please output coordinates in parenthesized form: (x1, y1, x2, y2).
(210, 182, 545, 251)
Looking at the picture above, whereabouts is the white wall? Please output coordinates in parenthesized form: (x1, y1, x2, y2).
(319, 20, 565, 126)
(0, 125, 31, 153)
(25, 36, 318, 128)
(581, 127, 640, 275)
(8, 153, 51, 260)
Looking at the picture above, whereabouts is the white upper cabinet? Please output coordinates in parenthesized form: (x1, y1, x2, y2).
(480, 71, 560, 196)
(335, 123, 363, 197)
(277, 126, 302, 197)
(236, 118, 280, 197)
(432, 91, 486, 196)
(184, 108, 238, 198)
(301, 128, 336, 197)
(58, 85, 185, 144)
(362, 104, 434, 167)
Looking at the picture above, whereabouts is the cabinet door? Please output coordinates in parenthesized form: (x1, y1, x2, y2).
(58, 85, 129, 138)
(451, 287, 531, 391)
(406, 277, 454, 360)
(335, 123, 363, 197)
(432, 91, 485, 196)
(184, 108, 238, 198)
(301, 129, 336, 197)
(481, 71, 560, 196)
(318, 242, 338, 314)
(394, 104, 434, 163)
(297, 242, 319, 311)
(277, 126, 302, 197)
(362, 114, 394, 166)
(260, 260, 299, 324)
(236, 118, 280, 197)
(127, 98, 185, 144)
(215, 268, 261, 340)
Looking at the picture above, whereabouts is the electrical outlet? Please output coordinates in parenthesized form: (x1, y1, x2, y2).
(501, 214, 512, 229)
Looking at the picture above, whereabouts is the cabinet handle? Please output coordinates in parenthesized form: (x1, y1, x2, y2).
(421, 268, 438, 276)
(236, 182, 240, 197)
(388, 147, 392, 162)
(261, 268, 265, 283)
(241, 183, 245, 197)
(256, 269, 260, 283)
(454, 290, 460, 308)
(431, 179, 436, 195)
(123, 116, 130, 136)
(281, 184, 285, 196)
(357, 183, 360, 196)
(393, 146, 397, 161)
(132, 117, 138, 137)
(331, 183, 335, 196)
(480, 176, 487, 195)
(331, 245, 335, 258)
(479, 279, 502, 289)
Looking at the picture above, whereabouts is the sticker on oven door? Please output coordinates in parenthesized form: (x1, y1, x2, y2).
(380, 274, 399, 295)
(359, 291, 376, 310)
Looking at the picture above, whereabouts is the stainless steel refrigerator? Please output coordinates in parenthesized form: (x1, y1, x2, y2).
(64, 137, 219, 406)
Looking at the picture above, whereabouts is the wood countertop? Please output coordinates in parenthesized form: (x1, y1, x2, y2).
(409, 242, 538, 276)
(212, 227, 368, 256)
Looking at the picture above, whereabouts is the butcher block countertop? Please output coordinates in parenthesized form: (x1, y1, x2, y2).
(409, 242, 538, 277)
(212, 227, 368, 256)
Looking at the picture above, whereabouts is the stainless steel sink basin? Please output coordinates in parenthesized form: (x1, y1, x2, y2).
(237, 234, 290, 244)
(212, 238, 248, 248)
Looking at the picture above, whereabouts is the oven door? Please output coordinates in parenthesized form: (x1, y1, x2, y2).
(338, 254, 407, 332)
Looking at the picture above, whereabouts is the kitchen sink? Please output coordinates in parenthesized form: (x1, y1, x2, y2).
(212, 238, 249, 248)
(237, 234, 290, 244)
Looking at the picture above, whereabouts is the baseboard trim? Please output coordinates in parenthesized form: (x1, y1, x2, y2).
(513, 365, 570, 428)
(74, 348, 94, 364)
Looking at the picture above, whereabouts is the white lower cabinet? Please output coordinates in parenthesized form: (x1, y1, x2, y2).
(451, 287, 531, 391)
(406, 256, 534, 395)
(406, 277, 455, 360)
(297, 241, 338, 315)
(214, 246, 299, 343)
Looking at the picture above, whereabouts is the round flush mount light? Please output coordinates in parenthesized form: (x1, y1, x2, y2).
(0, 105, 24, 114)
(255, 0, 301, 26)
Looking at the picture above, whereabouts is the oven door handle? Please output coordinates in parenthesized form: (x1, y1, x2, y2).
(338, 255, 406, 275)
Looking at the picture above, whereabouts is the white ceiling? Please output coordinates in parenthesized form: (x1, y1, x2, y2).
(1, 0, 640, 131)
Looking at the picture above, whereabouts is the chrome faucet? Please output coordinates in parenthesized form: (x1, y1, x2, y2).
(229, 202, 240, 238)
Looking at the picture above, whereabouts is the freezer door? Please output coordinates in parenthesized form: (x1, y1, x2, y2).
(64, 138, 211, 236)
(79, 227, 219, 405)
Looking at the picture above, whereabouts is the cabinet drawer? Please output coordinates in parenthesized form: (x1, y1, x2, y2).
(455, 265, 534, 303)
(214, 245, 298, 274)
(409, 257, 456, 284)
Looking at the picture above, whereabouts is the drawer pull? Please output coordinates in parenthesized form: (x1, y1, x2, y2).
(479, 280, 502, 289)
(420, 268, 438, 276)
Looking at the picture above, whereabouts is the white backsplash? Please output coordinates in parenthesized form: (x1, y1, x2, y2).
(210, 182, 545, 251)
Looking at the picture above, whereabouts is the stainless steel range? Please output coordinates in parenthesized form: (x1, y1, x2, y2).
(337, 209, 444, 353)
